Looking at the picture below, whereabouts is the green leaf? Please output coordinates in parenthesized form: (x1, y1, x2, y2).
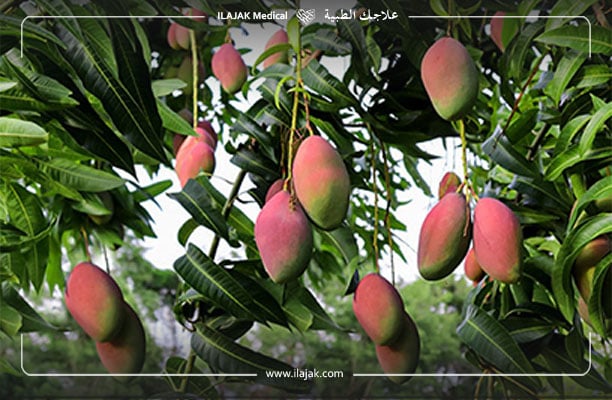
(573, 64, 612, 89)
(302, 28, 350, 55)
(286, 16, 301, 54)
(545, 0, 599, 30)
(545, 146, 612, 181)
(174, 244, 272, 324)
(302, 59, 354, 108)
(191, 325, 312, 393)
(252, 43, 292, 72)
(157, 99, 195, 137)
(587, 253, 612, 337)
(536, 25, 612, 55)
(501, 20, 544, 80)
(177, 218, 199, 247)
(482, 129, 539, 178)
(230, 146, 279, 182)
(568, 176, 612, 231)
(457, 305, 540, 389)
(152, 79, 187, 97)
(578, 100, 612, 155)
(37, 159, 125, 192)
(2, 285, 56, 332)
(501, 316, 555, 343)
(544, 51, 587, 106)
(0, 117, 48, 148)
(0, 303, 22, 336)
(168, 179, 230, 241)
(55, 20, 167, 163)
(552, 214, 612, 322)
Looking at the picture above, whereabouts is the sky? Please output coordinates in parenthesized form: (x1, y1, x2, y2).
(130, 1, 468, 286)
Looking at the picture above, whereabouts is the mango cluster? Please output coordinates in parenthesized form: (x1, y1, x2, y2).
(254, 136, 350, 283)
(418, 174, 523, 284)
(352, 274, 420, 384)
(65, 262, 145, 381)
(175, 121, 217, 187)
(166, 9, 207, 51)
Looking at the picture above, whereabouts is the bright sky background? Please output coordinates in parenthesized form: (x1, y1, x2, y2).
(131, 1, 468, 286)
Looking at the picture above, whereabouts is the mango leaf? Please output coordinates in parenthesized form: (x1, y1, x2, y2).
(252, 43, 292, 72)
(0, 117, 48, 148)
(302, 28, 350, 55)
(457, 304, 540, 390)
(573, 64, 612, 89)
(578, 100, 612, 156)
(501, 316, 555, 343)
(501, 20, 544, 80)
(567, 176, 612, 231)
(230, 146, 279, 182)
(2, 285, 56, 332)
(37, 159, 125, 192)
(175, 244, 268, 324)
(545, 146, 612, 181)
(152, 79, 187, 97)
(157, 99, 195, 137)
(482, 129, 539, 178)
(55, 19, 167, 163)
(191, 324, 312, 393)
(163, 356, 216, 397)
(536, 25, 612, 55)
(587, 253, 612, 337)
(177, 218, 199, 247)
(0, 303, 22, 336)
(540, 335, 611, 392)
(554, 114, 591, 153)
(168, 179, 230, 241)
(302, 59, 354, 108)
(545, 0, 599, 30)
(544, 51, 587, 106)
(552, 214, 612, 322)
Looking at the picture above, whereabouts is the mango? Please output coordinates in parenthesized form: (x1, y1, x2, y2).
(573, 235, 611, 303)
(417, 192, 471, 280)
(375, 313, 420, 384)
(353, 273, 405, 345)
(167, 9, 207, 50)
(263, 29, 289, 68)
(464, 247, 485, 282)
(65, 262, 125, 342)
(211, 43, 248, 94)
(473, 198, 522, 283)
(96, 302, 146, 382)
(254, 190, 313, 283)
(438, 172, 461, 199)
(196, 120, 218, 149)
(292, 136, 351, 230)
(265, 179, 284, 203)
(175, 135, 215, 187)
(420, 37, 478, 121)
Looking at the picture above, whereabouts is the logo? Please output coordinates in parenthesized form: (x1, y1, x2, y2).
(296, 8, 316, 25)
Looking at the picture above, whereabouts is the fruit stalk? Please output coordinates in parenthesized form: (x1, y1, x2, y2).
(381, 143, 395, 282)
(189, 29, 198, 128)
(370, 138, 380, 273)
(285, 23, 303, 192)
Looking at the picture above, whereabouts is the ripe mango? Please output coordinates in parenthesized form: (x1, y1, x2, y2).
(464, 247, 485, 282)
(175, 135, 215, 187)
(263, 29, 289, 68)
(292, 136, 351, 230)
(254, 190, 313, 283)
(167, 9, 207, 50)
(473, 198, 522, 283)
(212, 43, 248, 94)
(375, 313, 420, 384)
(573, 235, 611, 304)
(265, 179, 284, 203)
(417, 193, 471, 280)
(196, 120, 217, 149)
(353, 273, 405, 345)
(438, 172, 461, 199)
(96, 302, 146, 382)
(420, 37, 478, 121)
(65, 262, 125, 342)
